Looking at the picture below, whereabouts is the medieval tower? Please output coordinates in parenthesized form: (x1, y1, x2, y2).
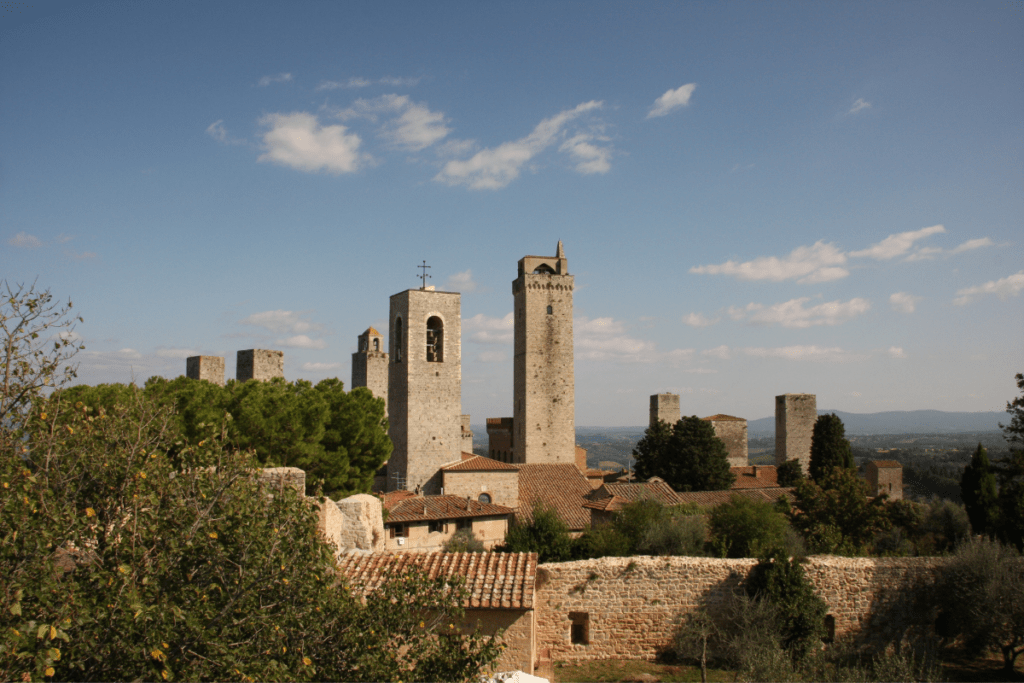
(775, 393, 817, 474)
(351, 327, 388, 416)
(387, 286, 462, 493)
(512, 241, 575, 464)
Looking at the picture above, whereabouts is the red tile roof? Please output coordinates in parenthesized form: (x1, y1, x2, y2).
(730, 465, 779, 489)
(702, 414, 746, 422)
(516, 463, 593, 531)
(384, 494, 514, 523)
(337, 551, 537, 609)
(442, 455, 519, 472)
(380, 490, 416, 507)
(592, 480, 681, 506)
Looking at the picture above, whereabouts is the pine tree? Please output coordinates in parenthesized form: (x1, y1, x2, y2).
(808, 413, 854, 483)
(960, 443, 999, 536)
(634, 416, 735, 492)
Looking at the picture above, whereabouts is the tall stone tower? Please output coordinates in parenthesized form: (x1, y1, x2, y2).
(775, 394, 817, 474)
(650, 393, 680, 428)
(513, 241, 575, 464)
(186, 356, 225, 385)
(387, 286, 462, 493)
(351, 327, 388, 415)
(236, 349, 284, 381)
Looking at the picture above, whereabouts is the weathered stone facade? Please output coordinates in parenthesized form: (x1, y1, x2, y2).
(487, 417, 514, 462)
(385, 515, 509, 552)
(649, 393, 680, 427)
(387, 287, 462, 494)
(351, 327, 388, 416)
(443, 465, 520, 510)
(775, 393, 816, 474)
(186, 355, 225, 385)
(236, 349, 285, 382)
(704, 414, 748, 467)
(461, 414, 473, 452)
(513, 242, 575, 465)
(866, 460, 903, 501)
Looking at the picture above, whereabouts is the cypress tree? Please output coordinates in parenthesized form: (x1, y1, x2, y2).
(808, 413, 854, 483)
(960, 443, 999, 536)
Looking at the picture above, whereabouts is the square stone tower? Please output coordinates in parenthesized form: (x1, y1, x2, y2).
(703, 414, 749, 467)
(775, 394, 817, 474)
(486, 417, 514, 463)
(387, 286, 462, 494)
(351, 327, 388, 416)
(513, 241, 575, 464)
(650, 393, 681, 428)
(236, 349, 284, 382)
(186, 355, 225, 386)
(866, 460, 903, 500)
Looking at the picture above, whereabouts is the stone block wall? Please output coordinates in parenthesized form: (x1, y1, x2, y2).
(707, 417, 748, 467)
(443, 469, 519, 510)
(385, 515, 509, 552)
(463, 609, 535, 675)
(237, 349, 285, 382)
(186, 355, 225, 385)
(775, 394, 816, 474)
(866, 461, 903, 501)
(258, 467, 306, 495)
(351, 328, 389, 416)
(650, 394, 680, 428)
(487, 417, 514, 462)
(461, 414, 473, 453)
(335, 494, 385, 552)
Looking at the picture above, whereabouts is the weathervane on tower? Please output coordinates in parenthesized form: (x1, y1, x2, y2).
(417, 260, 432, 290)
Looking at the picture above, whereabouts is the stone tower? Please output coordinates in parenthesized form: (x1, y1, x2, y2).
(236, 349, 284, 382)
(650, 393, 680, 428)
(387, 286, 462, 493)
(351, 327, 388, 415)
(186, 355, 225, 386)
(513, 241, 575, 464)
(775, 393, 817, 474)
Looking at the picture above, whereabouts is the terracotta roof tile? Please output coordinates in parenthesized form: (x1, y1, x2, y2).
(442, 455, 519, 472)
(384, 494, 514, 523)
(380, 490, 416, 507)
(337, 551, 537, 609)
(592, 481, 681, 506)
(730, 465, 779, 489)
(364, 326, 381, 336)
(516, 463, 593, 531)
(702, 414, 746, 422)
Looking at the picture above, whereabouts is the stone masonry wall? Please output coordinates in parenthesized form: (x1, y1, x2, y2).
(351, 329, 389, 417)
(775, 394, 816, 474)
(709, 418, 748, 467)
(866, 462, 904, 501)
(487, 418, 514, 462)
(534, 555, 946, 665)
(237, 349, 285, 382)
(443, 469, 519, 510)
(186, 355, 225, 385)
(650, 394, 680, 428)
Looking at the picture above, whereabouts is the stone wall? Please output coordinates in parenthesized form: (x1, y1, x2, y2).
(186, 355, 225, 385)
(463, 609, 535, 675)
(351, 328, 388, 417)
(866, 461, 903, 501)
(708, 417, 748, 467)
(534, 555, 946, 665)
(487, 417, 514, 462)
(237, 349, 285, 382)
(385, 515, 508, 552)
(461, 414, 474, 453)
(335, 494, 385, 552)
(443, 469, 519, 510)
(650, 394, 680, 428)
(775, 394, 816, 473)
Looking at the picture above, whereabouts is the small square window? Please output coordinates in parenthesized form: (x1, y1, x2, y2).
(569, 612, 589, 645)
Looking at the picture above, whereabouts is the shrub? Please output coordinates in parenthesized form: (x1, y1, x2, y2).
(709, 495, 791, 558)
(745, 553, 828, 661)
(501, 503, 573, 562)
(443, 527, 485, 553)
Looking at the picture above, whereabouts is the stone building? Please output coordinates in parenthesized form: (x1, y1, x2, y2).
(381, 492, 514, 551)
(387, 285, 462, 494)
(186, 355, 225, 385)
(775, 393, 817, 473)
(460, 414, 473, 453)
(441, 455, 519, 509)
(351, 327, 388, 414)
(236, 349, 285, 382)
(703, 414, 748, 467)
(486, 417, 514, 462)
(649, 393, 680, 427)
(866, 460, 903, 500)
(513, 242, 575, 465)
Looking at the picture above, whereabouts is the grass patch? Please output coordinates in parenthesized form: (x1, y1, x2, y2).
(551, 659, 733, 682)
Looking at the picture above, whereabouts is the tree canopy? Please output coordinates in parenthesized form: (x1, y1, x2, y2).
(632, 416, 735, 492)
(960, 443, 999, 537)
(808, 413, 853, 483)
(786, 467, 890, 555)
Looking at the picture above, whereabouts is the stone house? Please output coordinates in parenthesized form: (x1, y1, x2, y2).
(866, 460, 903, 500)
(441, 455, 520, 509)
(382, 492, 514, 551)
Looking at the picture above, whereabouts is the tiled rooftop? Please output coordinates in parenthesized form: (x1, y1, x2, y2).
(591, 480, 682, 506)
(730, 465, 779, 489)
(702, 414, 746, 422)
(384, 494, 514, 523)
(337, 551, 537, 609)
(516, 463, 593, 531)
(442, 455, 519, 472)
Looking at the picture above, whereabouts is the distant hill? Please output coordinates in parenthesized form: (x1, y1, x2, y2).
(746, 410, 1006, 436)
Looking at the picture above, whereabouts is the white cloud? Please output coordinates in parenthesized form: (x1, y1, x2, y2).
(888, 346, 907, 358)
(743, 345, 862, 363)
(953, 271, 1024, 306)
(155, 348, 199, 359)
(257, 112, 367, 174)
(316, 76, 420, 91)
(434, 138, 478, 158)
(849, 98, 871, 114)
(205, 119, 246, 145)
(575, 316, 692, 364)
(702, 345, 731, 360)
(340, 94, 449, 151)
(67, 250, 98, 260)
(434, 100, 605, 190)
(738, 297, 871, 328)
(889, 292, 922, 313)
(905, 236, 995, 261)
(559, 133, 612, 175)
(278, 335, 328, 349)
(378, 76, 421, 87)
(476, 351, 507, 363)
(116, 348, 142, 359)
(258, 73, 293, 87)
(647, 83, 697, 118)
(442, 269, 477, 293)
(682, 312, 719, 328)
(463, 313, 514, 344)
(9, 232, 42, 248)
(690, 241, 849, 284)
(849, 225, 945, 260)
(302, 362, 341, 371)
(240, 310, 323, 334)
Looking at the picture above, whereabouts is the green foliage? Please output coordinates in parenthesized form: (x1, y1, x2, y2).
(745, 553, 828, 662)
(573, 498, 707, 560)
(442, 527, 485, 553)
(500, 503, 573, 562)
(0, 390, 500, 682)
(776, 458, 804, 488)
(636, 513, 707, 558)
(960, 443, 999, 537)
(631, 417, 735, 492)
(709, 495, 793, 559)
(1000, 372, 1024, 446)
(872, 498, 970, 556)
(788, 467, 890, 555)
(937, 537, 1024, 672)
(808, 413, 854, 483)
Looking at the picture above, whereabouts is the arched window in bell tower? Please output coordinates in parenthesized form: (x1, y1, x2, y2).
(547, 305, 553, 314)
(395, 318, 403, 363)
(426, 316, 444, 362)
(373, 338, 379, 351)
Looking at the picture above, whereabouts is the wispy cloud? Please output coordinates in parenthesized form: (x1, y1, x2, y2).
(702, 345, 731, 360)
(575, 316, 693, 364)
(953, 271, 1024, 306)
(732, 297, 871, 328)
(682, 312, 719, 328)
(257, 112, 367, 174)
(278, 335, 328, 349)
(67, 250, 98, 260)
(888, 346, 907, 358)
(743, 345, 863, 363)
(441, 269, 477, 293)
(476, 350, 507, 363)
(205, 119, 246, 145)
(302, 362, 341, 371)
(258, 72, 293, 87)
(690, 241, 849, 284)
(889, 292, 922, 313)
(647, 83, 697, 118)
(559, 132, 612, 174)
(463, 313, 514, 344)
(849, 98, 871, 114)
(904, 236, 994, 261)
(239, 310, 323, 335)
(849, 225, 945, 260)
(316, 76, 421, 91)
(8, 232, 42, 248)
(338, 94, 449, 151)
(155, 348, 199, 359)
(434, 100, 608, 189)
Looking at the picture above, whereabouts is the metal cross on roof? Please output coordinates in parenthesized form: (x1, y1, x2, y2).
(417, 260, 432, 289)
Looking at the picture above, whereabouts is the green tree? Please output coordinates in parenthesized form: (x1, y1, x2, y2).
(776, 458, 804, 488)
(442, 527, 485, 553)
(960, 443, 999, 537)
(631, 417, 735, 492)
(1000, 372, 1024, 446)
(709, 495, 792, 559)
(745, 553, 828, 661)
(501, 503, 574, 562)
(808, 413, 853, 483)
(788, 467, 890, 555)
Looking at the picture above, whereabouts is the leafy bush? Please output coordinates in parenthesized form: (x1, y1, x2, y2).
(788, 468, 890, 555)
(709, 495, 793, 559)
(745, 553, 828, 661)
(442, 527, 485, 553)
(500, 503, 574, 562)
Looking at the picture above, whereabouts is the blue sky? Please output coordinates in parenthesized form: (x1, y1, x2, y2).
(3, 0, 1022, 426)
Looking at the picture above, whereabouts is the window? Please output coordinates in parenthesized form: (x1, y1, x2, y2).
(373, 338, 379, 351)
(360, 339, 367, 351)
(429, 520, 449, 534)
(547, 305, 553, 315)
(456, 518, 472, 531)
(569, 612, 589, 645)
(395, 318, 403, 362)
(389, 524, 407, 539)
(426, 316, 443, 362)
(823, 615, 836, 643)
(478, 493, 492, 504)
